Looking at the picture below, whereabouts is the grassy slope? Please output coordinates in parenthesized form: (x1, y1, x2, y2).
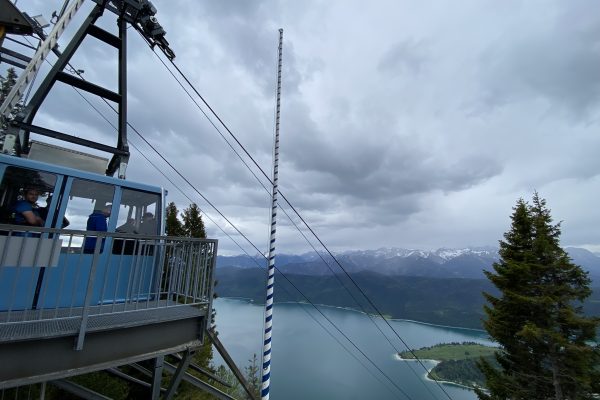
(399, 342, 497, 361)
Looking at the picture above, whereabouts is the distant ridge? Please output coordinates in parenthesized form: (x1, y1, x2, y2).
(216, 247, 600, 329)
(217, 246, 600, 283)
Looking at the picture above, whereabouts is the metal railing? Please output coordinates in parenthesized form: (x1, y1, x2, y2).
(0, 224, 217, 349)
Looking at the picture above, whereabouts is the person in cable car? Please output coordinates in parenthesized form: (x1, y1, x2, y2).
(138, 212, 156, 235)
(83, 204, 111, 254)
(13, 187, 44, 227)
(116, 218, 137, 234)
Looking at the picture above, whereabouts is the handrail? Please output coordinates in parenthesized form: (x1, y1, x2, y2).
(0, 224, 217, 350)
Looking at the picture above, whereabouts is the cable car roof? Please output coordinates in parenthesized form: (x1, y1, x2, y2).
(0, 153, 162, 194)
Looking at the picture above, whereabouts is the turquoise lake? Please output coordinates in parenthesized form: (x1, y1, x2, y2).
(213, 298, 495, 400)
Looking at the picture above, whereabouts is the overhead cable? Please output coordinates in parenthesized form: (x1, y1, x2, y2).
(159, 48, 456, 400)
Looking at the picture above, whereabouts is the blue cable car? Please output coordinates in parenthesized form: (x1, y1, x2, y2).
(0, 152, 164, 311)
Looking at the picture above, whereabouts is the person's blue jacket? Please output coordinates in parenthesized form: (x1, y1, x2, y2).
(13, 200, 39, 225)
(83, 210, 108, 253)
(12, 200, 42, 237)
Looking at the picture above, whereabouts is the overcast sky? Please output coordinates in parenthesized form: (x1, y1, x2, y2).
(7, 0, 600, 255)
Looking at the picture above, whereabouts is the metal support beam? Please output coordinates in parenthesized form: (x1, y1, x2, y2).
(50, 379, 112, 400)
(0, 56, 26, 69)
(207, 329, 258, 400)
(0, 46, 31, 63)
(87, 24, 120, 48)
(107, 16, 129, 178)
(55, 72, 121, 103)
(151, 356, 164, 400)
(4, 36, 37, 50)
(164, 350, 194, 400)
(106, 367, 165, 393)
(163, 361, 236, 400)
(173, 353, 232, 388)
(130, 362, 153, 377)
(14, 122, 130, 156)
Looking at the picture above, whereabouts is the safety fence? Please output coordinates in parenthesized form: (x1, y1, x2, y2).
(0, 225, 217, 347)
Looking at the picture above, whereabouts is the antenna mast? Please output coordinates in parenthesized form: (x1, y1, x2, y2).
(261, 28, 283, 400)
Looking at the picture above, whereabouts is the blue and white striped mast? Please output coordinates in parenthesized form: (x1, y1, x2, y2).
(261, 28, 283, 400)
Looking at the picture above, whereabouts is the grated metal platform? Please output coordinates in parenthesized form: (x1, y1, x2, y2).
(0, 301, 207, 342)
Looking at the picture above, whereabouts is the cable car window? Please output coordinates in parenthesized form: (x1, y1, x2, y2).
(116, 188, 160, 235)
(63, 179, 114, 232)
(0, 166, 57, 227)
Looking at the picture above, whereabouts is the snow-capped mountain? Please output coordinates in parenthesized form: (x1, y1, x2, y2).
(217, 246, 600, 283)
(339, 246, 498, 259)
(217, 246, 500, 278)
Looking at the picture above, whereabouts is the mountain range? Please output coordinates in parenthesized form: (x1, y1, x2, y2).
(215, 246, 600, 329)
(217, 246, 600, 283)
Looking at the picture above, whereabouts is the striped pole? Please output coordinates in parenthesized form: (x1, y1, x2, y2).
(261, 28, 283, 400)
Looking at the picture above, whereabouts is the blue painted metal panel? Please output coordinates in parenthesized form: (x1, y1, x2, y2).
(0, 265, 41, 310)
(2, 250, 159, 311)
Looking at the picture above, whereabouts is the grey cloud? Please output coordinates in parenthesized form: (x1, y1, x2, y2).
(183, 1, 304, 97)
(282, 97, 501, 208)
(198, 0, 266, 19)
(478, 5, 600, 118)
(378, 39, 428, 76)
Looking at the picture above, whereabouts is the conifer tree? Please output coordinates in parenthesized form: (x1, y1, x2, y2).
(1, 67, 23, 127)
(243, 353, 261, 400)
(165, 202, 184, 237)
(182, 203, 206, 239)
(477, 194, 599, 400)
(0, 67, 18, 102)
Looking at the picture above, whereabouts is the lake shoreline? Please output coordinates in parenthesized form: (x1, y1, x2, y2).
(396, 355, 481, 391)
(220, 297, 488, 333)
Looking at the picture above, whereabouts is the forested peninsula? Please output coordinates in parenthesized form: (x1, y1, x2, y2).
(398, 342, 498, 389)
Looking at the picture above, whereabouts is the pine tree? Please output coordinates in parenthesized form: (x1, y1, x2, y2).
(165, 202, 184, 237)
(0, 67, 18, 102)
(243, 353, 261, 400)
(477, 194, 599, 400)
(182, 203, 206, 239)
(0, 67, 24, 126)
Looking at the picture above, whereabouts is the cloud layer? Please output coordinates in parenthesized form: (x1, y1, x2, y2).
(7, 0, 600, 255)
